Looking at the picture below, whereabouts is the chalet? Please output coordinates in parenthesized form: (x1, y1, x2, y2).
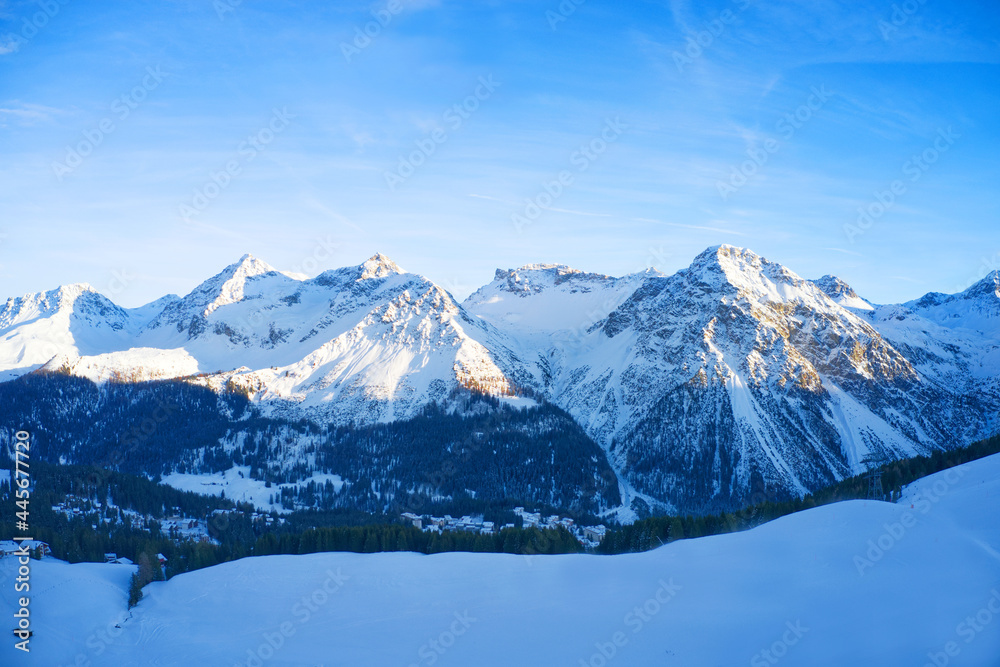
(0, 540, 51, 557)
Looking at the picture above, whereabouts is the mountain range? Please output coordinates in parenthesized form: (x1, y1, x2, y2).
(3, 245, 998, 518)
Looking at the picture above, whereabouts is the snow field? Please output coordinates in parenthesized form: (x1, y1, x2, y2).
(3, 453, 998, 666)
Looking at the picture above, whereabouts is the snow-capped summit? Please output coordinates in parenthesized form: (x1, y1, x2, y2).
(811, 275, 874, 311)
(357, 252, 404, 280)
(678, 245, 849, 312)
(905, 270, 1000, 338)
(146, 253, 289, 336)
(465, 263, 649, 339)
(0, 283, 124, 328)
(0, 283, 131, 380)
(684, 243, 778, 282)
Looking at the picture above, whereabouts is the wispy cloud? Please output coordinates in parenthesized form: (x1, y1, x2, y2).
(467, 193, 512, 204)
(468, 194, 612, 218)
(634, 218, 749, 237)
(544, 206, 612, 218)
(0, 101, 63, 126)
(825, 247, 865, 257)
(0, 37, 19, 56)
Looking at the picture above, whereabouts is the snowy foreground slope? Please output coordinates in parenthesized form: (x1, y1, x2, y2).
(5, 455, 1000, 666)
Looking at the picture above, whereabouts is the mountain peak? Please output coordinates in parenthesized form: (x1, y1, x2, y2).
(514, 263, 583, 274)
(911, 269, 1000, 311)
(481, 264, 616, 299)
(0, 283, 103, 328)
(811, 275, 873, 311)
(689, 244, 762, 271)
(224, 253, 277, 279)
(144, 254, 283, 330)
(965, 269, 1000, 299)
(359, 253, 403, 280)
(55, 282, 99, 302)
(697, 243, 745, 257)
(686, 244, 767, 281)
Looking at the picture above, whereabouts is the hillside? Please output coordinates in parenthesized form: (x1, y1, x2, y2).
(3, 452, 998, 666)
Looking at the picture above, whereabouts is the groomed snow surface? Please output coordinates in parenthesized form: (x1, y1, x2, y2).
(161, 466, 344, 514)
(4, 454, 1000, 666)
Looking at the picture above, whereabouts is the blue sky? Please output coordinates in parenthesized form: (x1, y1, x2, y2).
(1, 0, 998, 306)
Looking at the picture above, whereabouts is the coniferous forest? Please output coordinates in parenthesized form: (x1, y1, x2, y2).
(0, 372, 621, 515)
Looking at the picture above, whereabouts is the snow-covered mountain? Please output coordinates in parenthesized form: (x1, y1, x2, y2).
(3, 253, 533, 423)
(504, 246, 997, 512)
(2, 246, 998, 514)
(905, 269, 1000, 336)
(852, 270, 1000, 424)
(0, 283, 133, 382)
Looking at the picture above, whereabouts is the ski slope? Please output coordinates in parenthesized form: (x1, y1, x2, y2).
(4, 454, 1000, 666)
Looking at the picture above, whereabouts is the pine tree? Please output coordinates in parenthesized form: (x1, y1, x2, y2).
(395, 529, 411, 552)
(137, 552, 154, 586)
(668, 517, 684, 542)
(127, 573, 143, 608)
